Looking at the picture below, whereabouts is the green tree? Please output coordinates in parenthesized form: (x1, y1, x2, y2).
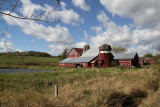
(155, 54, 160, 64)
(60, 48, 68, 59)
(155, 47, 160, 64)
(112, 46, 127, 54)
(144, 53, 153, 58)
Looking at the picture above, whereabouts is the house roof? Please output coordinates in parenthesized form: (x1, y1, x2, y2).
(73, 48, 84, 55)
(114, 53, 137, 59)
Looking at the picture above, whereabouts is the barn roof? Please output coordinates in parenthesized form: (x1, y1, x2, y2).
(114, 53, 137, 59)
(72, 48, 99, 63)
(69, 48, 84, 55)
(145, 57, 155, 61)
(59, 57, 76, 63)
(59, 48, 99, 63)
(81, 48, 99, 57)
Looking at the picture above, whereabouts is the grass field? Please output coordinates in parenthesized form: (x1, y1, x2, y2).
(0, 65, 160, 107)
(0, 55, 62, 69)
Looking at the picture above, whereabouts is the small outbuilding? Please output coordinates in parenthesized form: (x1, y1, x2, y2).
(114, 53, 139, 67)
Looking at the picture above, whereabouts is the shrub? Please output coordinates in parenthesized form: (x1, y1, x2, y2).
(147, 79, 159, 91)
(129, 88, 147, 98)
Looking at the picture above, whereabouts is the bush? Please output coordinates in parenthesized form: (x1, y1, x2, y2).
(110, 60, 119, 67)
(129, 88, 147, 98)
(147, 79, 159, 91)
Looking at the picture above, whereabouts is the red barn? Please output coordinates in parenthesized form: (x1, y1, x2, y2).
(144, 57, 155, 65)
(114, 53, 139, 67)
(59, 44, 139, 68)
(59, 44, 113, 68)
(139, 57, 155, 65)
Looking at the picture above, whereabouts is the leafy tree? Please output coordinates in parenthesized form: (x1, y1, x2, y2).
(110, 60, 119, 67)
(155, 47, 160, 64)
(60, 48, 68, 59)
(155, 54, 160, 64)
(144, 53, 153, 58)
(112, 46, 127, 54)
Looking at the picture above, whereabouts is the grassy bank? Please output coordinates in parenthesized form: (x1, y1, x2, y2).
(0, 65, 160, 107)
(0, 55, 62, 69)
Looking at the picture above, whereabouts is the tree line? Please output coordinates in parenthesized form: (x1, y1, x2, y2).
(0, 51, 52, 57)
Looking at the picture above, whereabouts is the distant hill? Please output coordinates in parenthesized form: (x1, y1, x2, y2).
(0, 51, 52, 57)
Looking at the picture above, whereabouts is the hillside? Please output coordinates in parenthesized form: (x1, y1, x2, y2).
(0, 54, 62, 69)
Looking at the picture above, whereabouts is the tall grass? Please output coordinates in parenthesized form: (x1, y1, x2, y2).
(0, 65, 160, 107)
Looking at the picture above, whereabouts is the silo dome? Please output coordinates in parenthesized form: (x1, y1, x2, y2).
(100, 44, 112, 51)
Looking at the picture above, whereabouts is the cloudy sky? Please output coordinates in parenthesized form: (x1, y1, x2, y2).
(0, 0, 160, 56)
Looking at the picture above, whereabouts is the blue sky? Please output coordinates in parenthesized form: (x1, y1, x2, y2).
(0, 0, 160, 56)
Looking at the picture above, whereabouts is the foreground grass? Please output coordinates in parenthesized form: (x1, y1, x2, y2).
(0, 65, 160, 107)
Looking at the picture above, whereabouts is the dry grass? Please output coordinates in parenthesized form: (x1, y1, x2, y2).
(0, 65, 160, 107)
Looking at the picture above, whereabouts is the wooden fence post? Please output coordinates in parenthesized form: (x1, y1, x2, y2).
(55, 84, 58, 97)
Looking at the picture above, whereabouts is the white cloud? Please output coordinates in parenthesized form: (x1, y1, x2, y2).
(3, 13, 73, 45)
(2, 0, 84, 55)
(19, 0, 83, 25)
(72, 0, 90, 11)
(90, 11, 160, 56)
(100, 0, 160, 30)
(91, 26, 103, 34)
(84, 30, 90, 41)
(74, 42, 87, 48)
(3, 11, 74, 55)
(48, 41, 87, 55)
(0, 39, 21, 52)
(48, 44, 72, 55)
(97, 11, 109, 26)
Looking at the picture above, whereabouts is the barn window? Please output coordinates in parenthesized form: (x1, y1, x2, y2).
(83, 63, 85, 66)
(72, 63, 75, 65)
(65, 63, 67, 65)
(62, 63, 64, 65)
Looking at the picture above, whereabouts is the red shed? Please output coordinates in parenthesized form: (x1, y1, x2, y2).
(114, 53, 139, 67)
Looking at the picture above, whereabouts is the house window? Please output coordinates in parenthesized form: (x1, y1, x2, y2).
(65, 63, 67, 65)
(72, 63, 75, 65)
(59, 63, 61, 65)
(83, 63, 85, 66)
(62, 63, 64, 65)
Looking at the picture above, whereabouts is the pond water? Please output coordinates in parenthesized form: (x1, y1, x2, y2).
(0, 69, 53, 74)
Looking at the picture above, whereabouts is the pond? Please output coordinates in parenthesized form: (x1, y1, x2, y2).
(0, 69, 53, 74)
